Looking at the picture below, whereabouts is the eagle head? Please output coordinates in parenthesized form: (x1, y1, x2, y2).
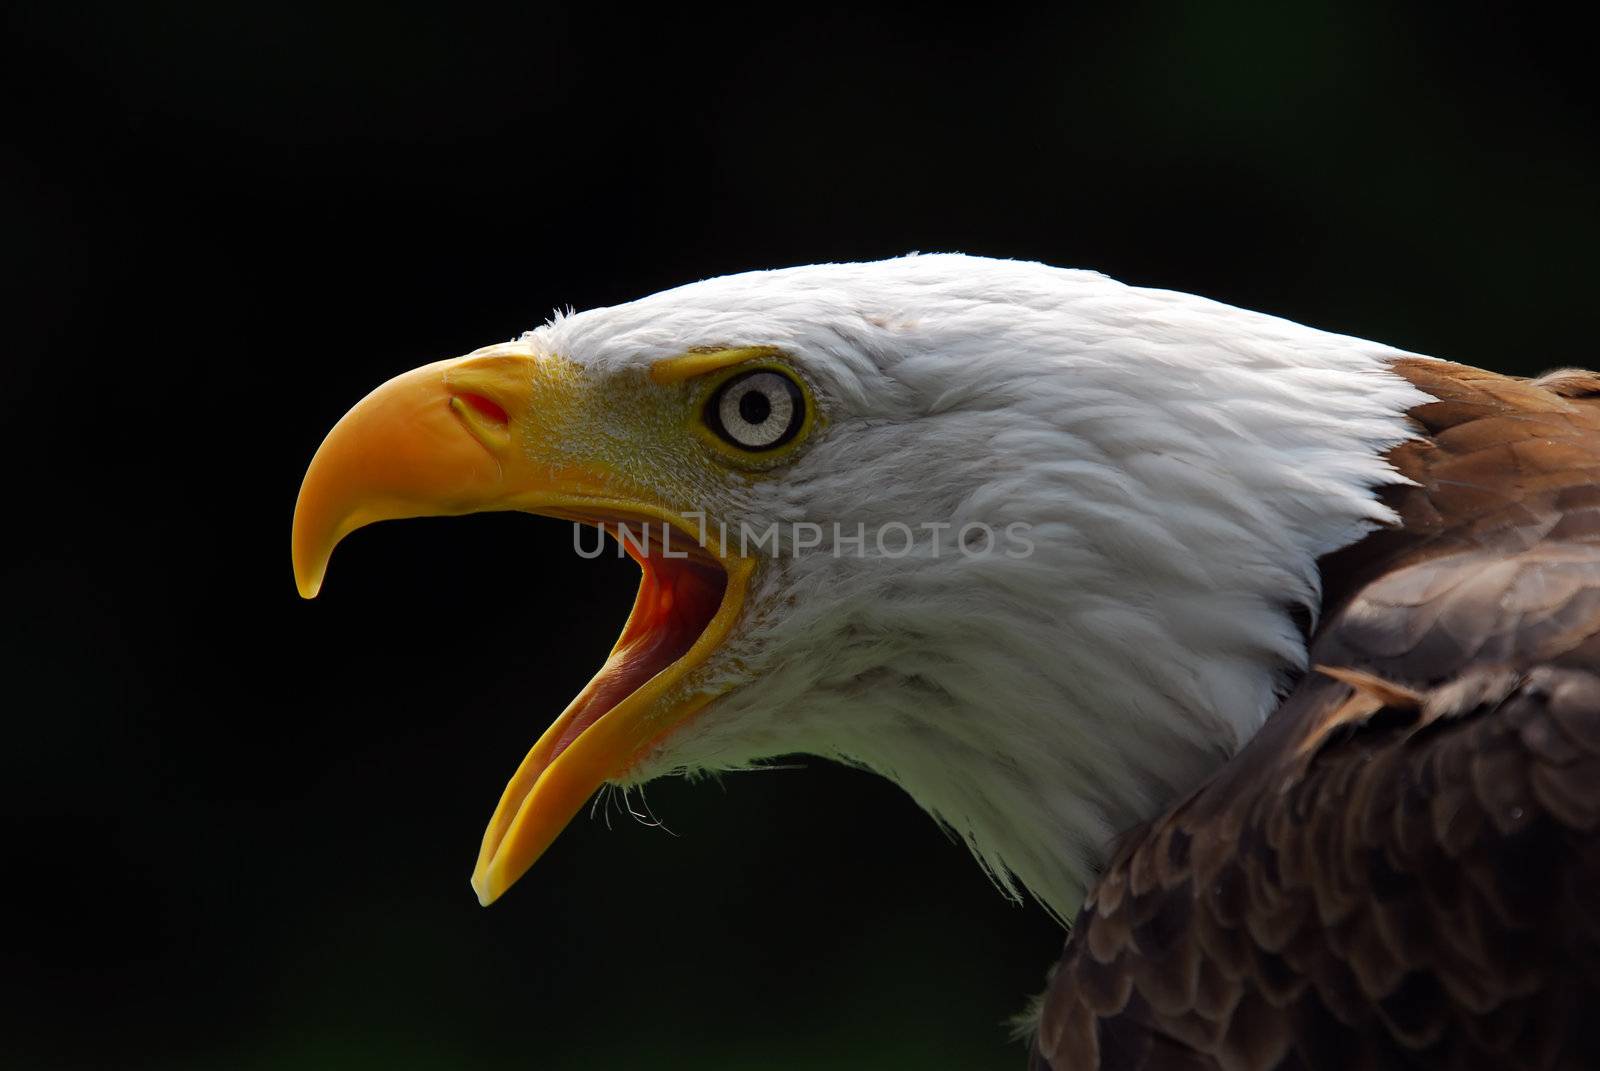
(292, 255, 1422, 919)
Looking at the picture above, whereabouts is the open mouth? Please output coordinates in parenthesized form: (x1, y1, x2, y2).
(467, 508, 750, 904)
(529, 513, 728, 773)
(289, 348, 755, 906)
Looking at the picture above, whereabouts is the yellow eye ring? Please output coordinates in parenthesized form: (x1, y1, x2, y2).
(690, 361, 818, 465)
(706, 369, 805, 449)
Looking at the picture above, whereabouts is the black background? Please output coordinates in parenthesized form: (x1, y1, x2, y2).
(6, 4, 1598, 1068)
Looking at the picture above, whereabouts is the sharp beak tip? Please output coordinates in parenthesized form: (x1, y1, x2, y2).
(471, 870, 501, 907)
(291, 543, 328, 599)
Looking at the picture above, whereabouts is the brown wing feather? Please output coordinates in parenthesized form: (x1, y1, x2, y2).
(1031, 360, 1600, 1070)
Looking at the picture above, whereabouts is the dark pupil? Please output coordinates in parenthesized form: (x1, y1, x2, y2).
(738, 387, 772, 426)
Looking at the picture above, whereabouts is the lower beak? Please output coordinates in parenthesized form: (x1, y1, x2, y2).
(292, 347, 750, 905)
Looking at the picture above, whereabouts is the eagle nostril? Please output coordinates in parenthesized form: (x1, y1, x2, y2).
(454, 392, 509, 426)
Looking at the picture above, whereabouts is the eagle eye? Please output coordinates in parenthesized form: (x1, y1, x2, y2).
(705, 369, 806, 451)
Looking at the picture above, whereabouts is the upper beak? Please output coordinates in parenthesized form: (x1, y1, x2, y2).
(293, 347, 589, 598)
(292, 346, 751, 907)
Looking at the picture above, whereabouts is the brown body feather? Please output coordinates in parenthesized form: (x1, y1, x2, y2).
(1030, 359, 1600, 1070)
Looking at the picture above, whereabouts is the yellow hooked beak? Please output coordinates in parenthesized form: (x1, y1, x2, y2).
(292, 346, 752, 905)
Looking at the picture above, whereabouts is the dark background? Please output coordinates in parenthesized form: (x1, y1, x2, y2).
(5, 4, 1597, 1068)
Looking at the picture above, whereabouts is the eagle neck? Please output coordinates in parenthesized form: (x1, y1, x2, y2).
(786, 318, 1432, 921)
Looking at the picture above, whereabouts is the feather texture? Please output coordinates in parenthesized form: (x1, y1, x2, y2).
(525, 255, 1426, 916)
(1031, 359, 1600, 1070)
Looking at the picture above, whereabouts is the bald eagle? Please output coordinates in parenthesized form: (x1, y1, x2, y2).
(293, 255, 1600, 1069)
